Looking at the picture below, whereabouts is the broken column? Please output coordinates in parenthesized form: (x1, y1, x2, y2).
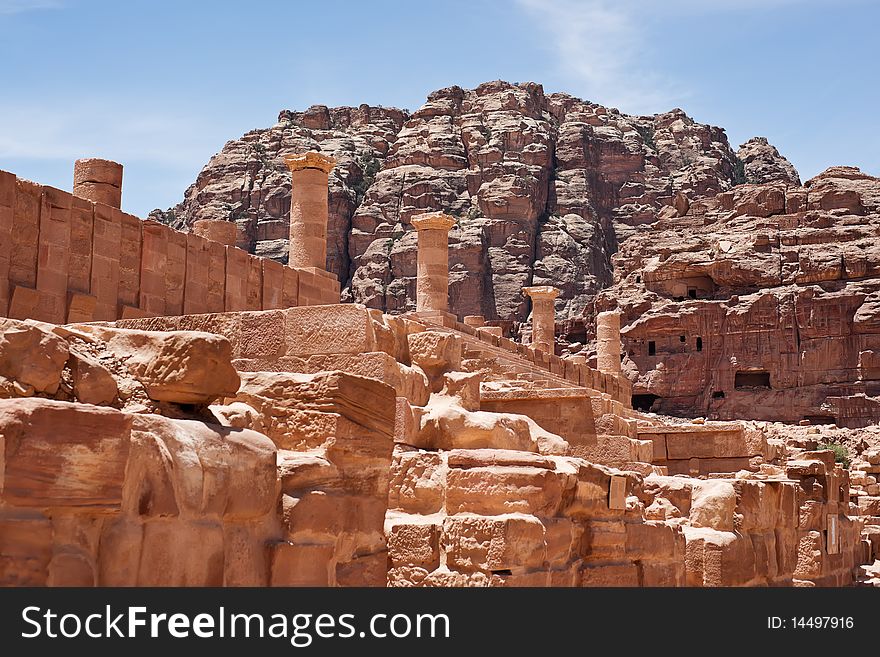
(283, 152, 336, 270)
(522, 286, 560, 354)
(192, 219, 237, 247)
(73, 158, 123, 208)
(411, 211, 455, 313)
(597, 310, 622, 374)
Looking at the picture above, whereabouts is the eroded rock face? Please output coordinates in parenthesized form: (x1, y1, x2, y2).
(1, 305, 874, 587)
(73, 324, 241, 404)
(736, 137, 801, 186)
(602, 167, 880, 427)
(151, 105, 408, 281)
(0, 397, 277, 586)
(155, 81, 784, 326)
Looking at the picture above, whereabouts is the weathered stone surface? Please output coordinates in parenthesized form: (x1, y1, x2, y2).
(0, 318, 68, 394)
(736, 137, 800, 186)
(608, 166, 880, 427)
(156, 82, 778, 325)
(73, 324, 240, 404)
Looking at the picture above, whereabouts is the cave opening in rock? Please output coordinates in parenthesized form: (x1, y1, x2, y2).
(632, 393, 661, 411)
(696, 337, 703, 352)
(734, 370, 771, 389)
(688, 288, 697, 299)
(712, 390, 725, 399)
(648, 341, 656, 356)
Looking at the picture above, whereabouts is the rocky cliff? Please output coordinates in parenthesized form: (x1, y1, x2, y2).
(600, 166, 880, 426)
(152, 80, 797, 326)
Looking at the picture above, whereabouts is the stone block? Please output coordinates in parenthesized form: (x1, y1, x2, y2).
(282, 266, 299, 308)
(7, 285, 40, 321)
(579, 562, 639, 587)
(246, 254, 263, 311)
(388, 449, 444, 514)
(67, 196, 93, 295)
(10, 179, 40, 294)
(0, 399, 131, 509)
(625, 521, 679, 559)
(73, 324, 241, 404)
(664, 426, 750, 460)
(335, 551, 388, 587)
(261, 257, 284, 309)
(609, 474, 627, 510)
(66, 292, 97, 323)
(0, 516, 53, 586)
(137, 519, 224, 586)
(184, 232, 210, 315)
(270, 542, 334, 586)
(388, 521, 440, 569)
(139, 220, 169, 316)
(442, 514, 545, 572)
(446, 466, 565, 516)
(224, 246, 249, 311)
(89, 204, 122, 320)
(118, 212, 142, 308)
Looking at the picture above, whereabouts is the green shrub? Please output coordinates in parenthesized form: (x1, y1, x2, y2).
(733, 156, 747, 186)
(818, 442, 851, 468)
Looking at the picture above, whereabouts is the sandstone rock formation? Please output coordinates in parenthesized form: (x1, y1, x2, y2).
(736, 137, 801, 186)
(4, 82, 880, 588)
(155, 81, 789, 326)
(2, 304, 875, 587)
(599, 166, 880, 427)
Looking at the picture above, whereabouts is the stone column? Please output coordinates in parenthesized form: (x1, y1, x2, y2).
(283, 152, 336, 270)
(192, 219, 237, 246)
(411, 211, 456, 312)
(523, 286, 560, 353)
(596, 310, 622, 373)
(73, 158, 123, 208)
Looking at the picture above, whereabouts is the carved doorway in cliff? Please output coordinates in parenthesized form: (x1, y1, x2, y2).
(632, 393, 661, 412)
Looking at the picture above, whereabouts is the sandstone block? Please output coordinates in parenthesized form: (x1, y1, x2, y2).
(0, 399, 130, 509)
(625, 521, 679, 560)
(0, 517, 52, 586)
(0, 318, 69, 394)
(442, 513, 545, 572)
(388, 449, 444, 514)
(388, 521, 440, 569)
(690, 480, 736, 531)
(270, 542, 334, 586)
(579, 562, 639, 587)
(446, 466, 565, 516)
(73, 324, 240, 404)
(70, 351, 118, 405)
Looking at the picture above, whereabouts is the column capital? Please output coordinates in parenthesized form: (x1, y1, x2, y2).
(522, 285, 560, 300)
(411, 211, 456, 232)
(283, 151, 336, 174)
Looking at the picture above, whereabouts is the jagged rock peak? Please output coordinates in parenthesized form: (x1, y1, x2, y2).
(736, 136, 801, 186)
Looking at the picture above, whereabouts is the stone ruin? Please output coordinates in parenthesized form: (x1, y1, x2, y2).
(1, 154, 879, 587)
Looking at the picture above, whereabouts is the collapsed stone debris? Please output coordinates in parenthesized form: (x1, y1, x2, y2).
(1, 140, 879, 587)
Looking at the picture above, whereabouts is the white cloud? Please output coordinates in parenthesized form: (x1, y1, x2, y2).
(514, 0, 857, 115)
(514, 0, 687, 114)
(0, 0, 63, 15)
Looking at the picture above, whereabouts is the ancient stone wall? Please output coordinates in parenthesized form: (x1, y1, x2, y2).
(0, 170, 339, 326)
(0, 317, 393, 586)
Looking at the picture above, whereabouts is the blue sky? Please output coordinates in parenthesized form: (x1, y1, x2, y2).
(1, 0, 877, 217)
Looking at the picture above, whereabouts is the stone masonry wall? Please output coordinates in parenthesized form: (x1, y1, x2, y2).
(0, 170, 339, 326)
